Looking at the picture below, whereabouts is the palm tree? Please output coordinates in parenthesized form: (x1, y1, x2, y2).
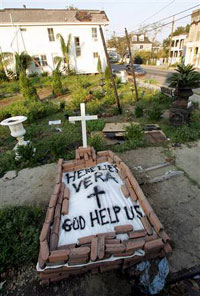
(54, 33, 71, 74)
(15, 51, 32, 77)
(0, 52, 14, 80)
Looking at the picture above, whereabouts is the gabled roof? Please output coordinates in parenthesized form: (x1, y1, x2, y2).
(0, 8, 109, 24)
(131, 33, 152, 44)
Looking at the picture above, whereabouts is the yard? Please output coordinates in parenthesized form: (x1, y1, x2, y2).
(1, 71, 200, 295)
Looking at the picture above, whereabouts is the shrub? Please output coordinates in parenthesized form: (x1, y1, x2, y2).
(52, 69, 63, 97)
(69, 87, 89, 111)
(16, 143, 35, 163)
(134, 102, 144, 118)
(28, 72, 39, 78)
(97, 56, 102, 74)
(93, 90, 105, 99)
(87, 119, 105, 132)
(0, 151, 16, 177)
(0, 206, 45, 273)
(86, 99, 103, 114)
(104, 65, 111, 81)
(0, 69, 8, 81)
(19, 71, 39, 101)
(40, 71, 49, 77)
(146, 104, 163, 121)
(134, 55, 143, 64)
(88, 134, 105, 151)
(125, 124, 144, 141)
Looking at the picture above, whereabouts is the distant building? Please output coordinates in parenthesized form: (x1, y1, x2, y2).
(185, 9, 200, 68)
(131, 33, 152, 52)
(170, 33, 188, 64)
(0, 8, 109, 74)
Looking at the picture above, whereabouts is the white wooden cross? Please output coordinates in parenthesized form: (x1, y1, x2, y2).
(68, 103, 98, 148)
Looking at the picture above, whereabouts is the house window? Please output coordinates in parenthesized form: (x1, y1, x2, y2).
(132, 35, 137, 42)
(33, 56, 41, 67)
(47, 28, 55, 41)
(140, 45, 143, 49)
(139, 35, 144, 41)
(75, 37, 81, 57)
(92, 28, 98, 40)
(41, 55, 48, 66)
(93, 52, 98, 58)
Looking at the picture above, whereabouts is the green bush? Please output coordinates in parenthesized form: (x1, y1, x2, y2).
(134, 102, 145, 118)
(40, 71, 49, 77)
(19, 72, 39, 101)
(93, 90, 105, 99)
(87, 119, 105, 132)
(162, 123, 200, 143)
(88, 134, 105, 151)
(69, 87, 89, 111)
(86, 99, 103, 114)
(16, 143, 35, 163)
(52, 69, 63, 97)
(0, 151, 16, 177)
(125, 124, 144, 141)
(28, 72, 39, 78)
(146, 104, 163, 121)
(0, 206, 45, 273)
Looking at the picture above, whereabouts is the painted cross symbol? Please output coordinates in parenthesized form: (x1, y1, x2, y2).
(68, 103, 98, 148)
(87, 186, 106, 209)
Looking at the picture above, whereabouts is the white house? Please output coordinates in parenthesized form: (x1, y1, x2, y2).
(185, 9, 200, 68)
(0, 8, 109, 74)
(131, 33, 152, 52)
(170, 33, 188, 64)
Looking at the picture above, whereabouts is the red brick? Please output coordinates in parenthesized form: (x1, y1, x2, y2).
(108, 156, 114, 164)
(97, 236, 105, 260)
(128, 230, 147, 239)
(57, 190, 64, 205)
(100, 264, 121, 273)
(75, 149, 81, 160)
(49, 194, 58, 208)
(52, 217, 60, 235)
(78, 235, 96, 245)
(57, 158, 64, 167)
(40, 240, 49, 261)
(149, 212, 164, 233)
(91, 237, 98, 262)
(79, 146, 92, 154)
(105, 239, 121, 244)
(97, 156, 108, 164)
(50, 274, 70, 282)
(159, 230, 170, 242)
(91, 147, 97, 161)
(50, 233, 59, 251)
(56, 172, 62, 184)
(141, 216, 153, 235)
(61, 198, 69, 215)
(54, 204, 61, 219)
(68, 258, 88, 265)
(126, 239, 145, 251)
(40, 223, 50, 242)
(85, 159, 94, 167)
(84, 152, 89, 161)
(38, 251, 46, 269)
(106, 244, 125, 253)
(118, 170, 127, 180)
(108, 150, 114, 160)
(62, 161, 74, 172)
(45, 207, 54, 224)
(114, 225, 133, 234)
(49, 250, 70, 263)
(163, 242, 172, 254)
(53, 183, 61, 196)
(70, 247, 90, 256)
(144, 238, 164, 252)
(63, 186, 70, 199)
(145, 233, 158, 242)
(74, 159, 85, 166)
(114, 155, 122, 165)
(97, 151, 109, 157)
(129, 187, 138, 201)
(140, 199, 154, 218)
(57, 244, 76, 250)
(121, 184, 130, 198)
(114, 250, 134, 257)
(97, 232, 116, 238)
(124, 255, 143, 265)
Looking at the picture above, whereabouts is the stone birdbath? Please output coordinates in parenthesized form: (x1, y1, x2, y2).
(0, 116, 29, 150)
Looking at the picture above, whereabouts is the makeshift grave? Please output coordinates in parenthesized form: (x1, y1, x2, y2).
(37, 104, 172, 284)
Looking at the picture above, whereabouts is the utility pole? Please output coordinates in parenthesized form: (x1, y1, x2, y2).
(125, 28, 139, 101)
(168, 16, 175, 66)
(99, 25, 122, 114)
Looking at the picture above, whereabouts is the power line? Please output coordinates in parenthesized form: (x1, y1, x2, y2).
(135, 3, 200, 32)
(144, 13, 192, 33)
(135, 0, 176, 29)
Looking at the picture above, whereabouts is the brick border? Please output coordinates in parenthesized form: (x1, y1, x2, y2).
(38, 147, 172, 284)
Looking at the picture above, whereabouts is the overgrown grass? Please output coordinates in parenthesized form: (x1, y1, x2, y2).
(0, 206, 45, 274)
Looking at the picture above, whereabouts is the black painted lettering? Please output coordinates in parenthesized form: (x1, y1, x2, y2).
(73, 217, 79, 230)
(113, 206, 121, 222)
(72, 180, 83, 193)
(99, 208, 109, 225)
(105, 171, 118, 183)
(107, 165, 115, 173)
(107, 207, 117, 223)
(134, 205, 143, 218)
(124, 206, 135, 220)
(77, 170, 86, 179)
(79, 216, 86, 230)
(62, 219, 72, 232)
(65, 172, 76, 184)
(94, 172, 105, 183)
(90, 210, 100, 227)
(83, 176, 93, 189)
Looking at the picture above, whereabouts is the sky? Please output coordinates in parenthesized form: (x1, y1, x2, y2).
(1, 0, 200, 42)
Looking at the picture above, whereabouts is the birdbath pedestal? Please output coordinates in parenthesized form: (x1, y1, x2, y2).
(0, 116, 29, 150)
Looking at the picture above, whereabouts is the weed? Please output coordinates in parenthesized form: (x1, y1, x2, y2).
(88, 134, 106, 151)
